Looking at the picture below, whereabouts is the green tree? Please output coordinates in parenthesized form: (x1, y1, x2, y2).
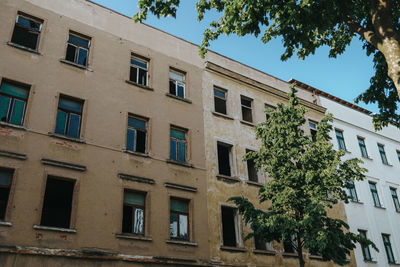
(228, 87, 375, 267)
(134, 0, 400, 129)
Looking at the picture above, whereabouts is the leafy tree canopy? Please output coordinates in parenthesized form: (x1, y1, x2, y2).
(134, 0, 400, 129)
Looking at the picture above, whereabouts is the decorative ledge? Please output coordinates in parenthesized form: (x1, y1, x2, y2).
(220, 246, 246, 253)
(164, 182, 197, 192)
(165, 93, 192, 104)
(0, 221, 12, 227)
(212, 111, 234, 120)
(240, 120, 256, 127)
(123, 149, 151, 158)
(33, 224, 76, 233)
(59, 59, 93, 71)
(166, 239, 198, 247)
(115, 233, 152, 241)
(253, 249, 276, 255)
(153, 256, 197, 263)
(41, 158, 87, 172)
(217, 175, 241, 184)
(7, 42, 41, 55)
(246, 180, 263, 187)
(0, 149, 27, 160)
(125, 80, 154, 91)
(48, 132, 86, 144)
(166, 159, 194, 168)
(0, 121, 28, 131)
(118, 173, 155, 184)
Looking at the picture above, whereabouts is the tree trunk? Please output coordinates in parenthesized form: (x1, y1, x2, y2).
(297, 238, 305, 267)
(379, 37, 400, 100)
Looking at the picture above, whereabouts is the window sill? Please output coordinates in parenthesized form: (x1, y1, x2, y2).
(33, 225, 76, 233)
(48, 132, 86, 144)
(166, 239, 197, 247)
(7, 42, 41, 55)
(123, 149, 151, 158)
(216, 174, 241, 183)
(164, 182, 197, 192)
(350, 200, 363, 204)
(0, 221, 12, 227)
(382, 163, 393, 167)
(364, 260, 377, 263)
(246, 180, 263, 187)
(166, 159, 194, 168)
(220, 246, 246, 253)
(165, 93, 192, 104)
(115, 233, 152, 241)
(389, 263, 400, 266)
(282, 252, 298, 258)
(374, 205, 386, 210)
(253, 249, 276, 255)
(125, 80, 154, 91)
(0, 121, 28, 131)
(59, 59, 93, 72)
(240, 120, 256, 127)
(362, 156, 373, 161)
(212, 111, 234, 120)
(309, 255, 324, 260)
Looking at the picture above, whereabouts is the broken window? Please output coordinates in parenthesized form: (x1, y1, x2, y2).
(122, 190, 145, 235)
(65, 32, 90, 66)
(217, 142, 232, 176)
(357, 137, 369, 158)
(241, 96, 253, 123)
(214, 87, 227, 114)
(254, 235, 271, 251)
(382, 234, 396, 264)
(390, 187, 400, 212)
(309, 121, 318, 141)
(378, 144, 389, 165)
(335, 129, 346, 151)
(126, 116, 147, 154)
(0, 168, 13, 220)
(246, 149, 258, 182)
(11, 14, 42, 51)
(40, 177, 75, 229)
(170, 198, 189, 240)
(221, 206, 238, 247)
(130, 56, 148, 86)
(0, 80, 30, 125)
(169, 70, 185, 98)
(369, 182, 381, 207)
(54, 95, 83, 138)
(170, 127, 187, 162)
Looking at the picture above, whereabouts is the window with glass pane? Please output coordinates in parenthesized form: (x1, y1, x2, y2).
(11, 14, 42, 50)
(397, 150, 400, 163)
(309, 121, 318, 141)
(0, 81, 29, 126)
(369, 182, 381, 207)
(357, 137, 369, 158)
(126, 116, 147, 154)
(382, 234, 396, 264)
(347, 179, 359, 202)
(170, 128, 186, 162)
(246, 149, 258, 182)
(0, 168, 13, 221)
(359, 230, 372, 261)
(122, 191, 145, 235)
(130, 56, 148, 86)
(169, 70, 185, 98)
(335, 129, 346, 150)
(214, 88, 227, 114)
(378, 144, 389, 164)
(170, 198, 189, 240)
(65, 32, 90, 66)
(241, 96, 253, 122)
(55, 96, 83, 138)
(390, 188, 400, 212)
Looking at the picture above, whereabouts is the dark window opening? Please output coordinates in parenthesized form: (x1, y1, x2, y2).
(241, 96, 253, 122)
(122, 191, 145, 234)
(217, 143, 231, 176)
(255, 235, 270, 250)
(65, 32, 90, 66)
(40, 177, 75, 229)
(126, 116, 147, 154)
(11, 14, 42, 50)
(221, 206, 237, 247)
(169, 70, 185, 98)
(214, 88, 227, 114)
(246, 149, 258, 182)
(0, 168, 13, 220)
(54, 95, 83, 138)
(283, 237, 295, 253)
(0, 80, 30, 125)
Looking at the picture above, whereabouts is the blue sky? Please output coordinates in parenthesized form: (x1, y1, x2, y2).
(91, 0, 378, 113)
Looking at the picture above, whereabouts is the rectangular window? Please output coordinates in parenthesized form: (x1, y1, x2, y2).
(0, 80, 30, 125)
(246, 149, 258, 182)
(254, 235, 271, 251)
(122, 190, 145, 235)
(348, 179, 359, 202)
(217, 142, 232, 177)
(397, 150, 400, 162)
(309, 121, 318, 141)
(65, 32, 90, 66)
(0, 168, 13, 221)
(169, 70, 185, 98)
(382, 234, 396, 264)
(378, 144, 389, 165)
(221, 206, 238, 247)
(241, 96, 253, 123)
(170, 127, 187, 162)
(390, 187, 400, 212)
(214, 87, 227, 115)
(126, 116, 147, 154)
(359, 230, 372, 261)
(335, 129, 346, 151)
(265, 104, 275, 121)
(40, 177, 75, 229)
(170, 198, 189, 240)
(130, 56, 148, 86)
(369, 182, 381, 207)
(284, 235, 296, 253)
(55, 96, 83, 138)
(11, 14, 42, 51)
(357, 137, 369, 158)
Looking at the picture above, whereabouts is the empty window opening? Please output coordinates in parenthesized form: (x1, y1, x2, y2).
(40, 177, 75, 229)
(65, 32, 90, 66)
(359, 230, 372, 261)
(122, 191, 145, 235)
(11, 14, 42, 50)
(126, 116, 147, 154)
(283, 235, 296, 253)
(214, 88, 227, 114)
(0, 168, 13, 220)
(309, 121, 318, 141)
(217, 143, 232, 176)
(170, 127, 187, 162)
(130, 56, 148, 86)
(357, 137, 368, 158)
(378, 144, 389, 165)
(55, 95, 83, 138)
(170, 198, 189, 240)
(335, 129, 346, 151)
(246, 149, 258, 182)
(169, 70, 185, 98)
(241, 96, 253, 122)
(221, 206, 238, 247)
(0, 80, 30, 125)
